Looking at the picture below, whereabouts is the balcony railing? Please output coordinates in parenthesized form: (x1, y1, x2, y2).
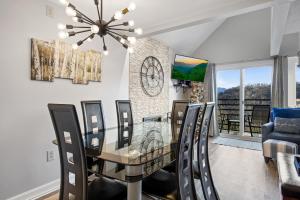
(217, 98, 271, 134)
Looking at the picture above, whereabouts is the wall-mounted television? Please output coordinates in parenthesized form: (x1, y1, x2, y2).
(171, 55, 208, 82)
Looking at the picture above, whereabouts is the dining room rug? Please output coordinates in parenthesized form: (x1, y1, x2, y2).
(212, 137, 262, 151)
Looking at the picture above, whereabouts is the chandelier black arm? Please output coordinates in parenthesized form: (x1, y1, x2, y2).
(95, 0, 102, 25)
(107, 23, 127, 28)
(107, 30, 125, 39)
(74, 29, 91, 34)
(100, 0, 103, 23)
(80, 18, 93, 25)
(82, 33, 95, 42)
(102, 36, 106, 49)
(107, 27, 133, 32)
(73, 26, 90, 29)
(107, 32, 128, 48)
(74, 9, 95, 24)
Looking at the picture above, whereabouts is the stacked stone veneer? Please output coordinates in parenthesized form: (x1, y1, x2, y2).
(129, 38, 171, 123)
(189, 82, 208, 103)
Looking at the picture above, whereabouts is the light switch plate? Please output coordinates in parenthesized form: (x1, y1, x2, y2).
(46, 5, 54, 18)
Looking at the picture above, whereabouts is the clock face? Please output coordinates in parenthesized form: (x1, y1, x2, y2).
(140, 56, 164, 97)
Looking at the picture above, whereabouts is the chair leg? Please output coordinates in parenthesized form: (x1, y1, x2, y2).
(249, 122, 253, 137)
(228, 121, 231, 134)
(220, 120, 224, 133)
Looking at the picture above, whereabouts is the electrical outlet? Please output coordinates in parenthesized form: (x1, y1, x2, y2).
(47, 150, 55, 162)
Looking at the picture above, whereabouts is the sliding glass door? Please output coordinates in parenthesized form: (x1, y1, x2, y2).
(217, 69, 241, 135)
(217, 64, 272, 138)
(244, 67, 272, 137)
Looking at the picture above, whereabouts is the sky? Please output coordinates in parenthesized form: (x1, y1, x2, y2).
(297, 66, 300, 83)
(217, 66, 273, 89)
(175, 55, 208, 66)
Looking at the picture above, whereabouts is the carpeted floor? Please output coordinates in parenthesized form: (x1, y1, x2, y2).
(212, 137, 262, 151)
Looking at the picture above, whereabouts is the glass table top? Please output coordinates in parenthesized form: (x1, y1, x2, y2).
(85, 121, 178, 166)
(53, 121, 181, 182)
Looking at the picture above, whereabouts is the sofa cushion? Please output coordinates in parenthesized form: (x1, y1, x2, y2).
(271, 108, 300, 121)
(274, 117, 300, 134)
(268, 132, 300, 146)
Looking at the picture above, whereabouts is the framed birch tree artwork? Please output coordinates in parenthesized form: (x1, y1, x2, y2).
(30, 38, 102, 85)
(31, 39, 55, 81)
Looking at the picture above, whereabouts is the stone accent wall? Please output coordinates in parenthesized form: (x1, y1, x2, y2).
(129, 38, 171, 123)
(189, 82, 208, 103)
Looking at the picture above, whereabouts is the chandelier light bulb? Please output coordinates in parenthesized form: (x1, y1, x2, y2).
(59, 0, 69, 6)
(57, 23, 66, 30)
(104, 50, 109, 56)
(128, 37, 136, 44)
(134, 28, 143, 35)
(114, 11, 123, 20)
(128, 20, 135, 27)
(72, 17, 79, 22)
(72, 43, 78, 50)
(58, 31, 68, 39)
(128, 2, 136, 11)
(128, 47, 134, 54)
(120, 38, 126, 44)
(65, 6, 76, 17)
(91, 25, 99, 33)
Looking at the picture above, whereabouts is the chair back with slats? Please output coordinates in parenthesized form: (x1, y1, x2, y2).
(176, 103, 204, 200)
(171, 100, 189, 135)
(117, 126, 133, 148)
(116, 100, 133, 127)
(197, 102, 220, 200)
(252, 105, 270, 124)
(81, 100, 105, 134)
(48, 104, 87, 200)
(142, 116, 162, 122)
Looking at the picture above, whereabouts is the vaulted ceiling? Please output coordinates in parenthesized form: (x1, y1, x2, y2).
(50, 0, 273, 35)
(50, 0, 299, 56)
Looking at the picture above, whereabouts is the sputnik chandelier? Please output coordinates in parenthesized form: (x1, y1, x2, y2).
(57, 0, 143, 55)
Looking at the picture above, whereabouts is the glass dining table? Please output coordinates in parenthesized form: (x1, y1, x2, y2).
(53, 121, 180, 200)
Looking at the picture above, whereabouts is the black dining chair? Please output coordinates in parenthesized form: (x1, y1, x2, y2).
(171, 100, 190, 135)
(81, 100, 106, 176)
(246, 105, 270, 137)
(194, 102, 220, 200)
(81, 100, 105, 133)
(163, 100, 189, 173)
(115, 100, 133, 127)
(142, 103, 203, 200)
(48, 104, 126, 200)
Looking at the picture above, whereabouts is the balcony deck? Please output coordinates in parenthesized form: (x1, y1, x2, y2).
(217, 98, 271, 139)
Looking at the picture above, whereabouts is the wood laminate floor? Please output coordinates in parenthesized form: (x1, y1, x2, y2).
(40, 143, 279, 200)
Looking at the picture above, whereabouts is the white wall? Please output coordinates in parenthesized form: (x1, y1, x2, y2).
(193, 8, 271, 64)
(280, 33, 300, 56)
(0, 0, 129, 199)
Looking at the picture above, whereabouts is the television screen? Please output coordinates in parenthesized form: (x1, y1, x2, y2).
(171, 55, 208, 82)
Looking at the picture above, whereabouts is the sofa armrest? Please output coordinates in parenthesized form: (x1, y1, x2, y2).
(262, 122, 274, 143)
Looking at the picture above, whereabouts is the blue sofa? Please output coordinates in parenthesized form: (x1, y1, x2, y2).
(262, 108, 300, 154)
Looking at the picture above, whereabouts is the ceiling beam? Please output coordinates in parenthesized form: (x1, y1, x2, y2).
(142, 0, 273, 37)
(270, 0, 292, 56)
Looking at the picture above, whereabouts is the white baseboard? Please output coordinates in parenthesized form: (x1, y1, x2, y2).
(7, 179, 60, 200)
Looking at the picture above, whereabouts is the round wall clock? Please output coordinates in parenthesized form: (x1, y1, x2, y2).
(140, 56, 164, 97)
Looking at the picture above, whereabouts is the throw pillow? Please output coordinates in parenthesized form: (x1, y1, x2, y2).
(271, 108, 300, 121)
(274, 117, 300, 134)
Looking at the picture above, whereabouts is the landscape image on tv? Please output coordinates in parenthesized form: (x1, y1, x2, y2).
(172, 55, 208, 82)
